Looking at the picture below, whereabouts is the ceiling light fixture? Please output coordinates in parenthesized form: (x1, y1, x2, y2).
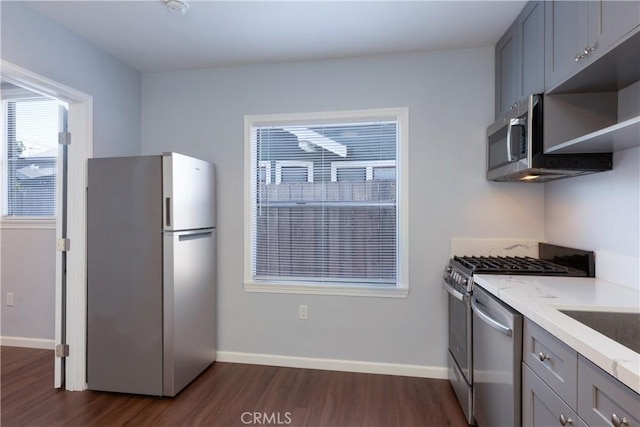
(164, 0, 189, 15)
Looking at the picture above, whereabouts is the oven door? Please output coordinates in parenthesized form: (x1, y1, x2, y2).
(445, 280, 472, 382)
(444, 279, 474, 424)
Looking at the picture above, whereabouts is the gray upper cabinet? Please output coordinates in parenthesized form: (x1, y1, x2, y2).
(588, 1, 640, 62)
(518, 1, 545, 100)
(545, 0, 640, 91)
(495, 1, 544, 118)
(496, 21, 518, 117)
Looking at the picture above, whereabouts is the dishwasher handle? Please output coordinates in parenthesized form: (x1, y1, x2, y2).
(471, 295, 513, 337)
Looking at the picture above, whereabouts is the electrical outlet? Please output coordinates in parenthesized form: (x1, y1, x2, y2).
(6, 292, 14, 306)
(298, 304, 308, 320)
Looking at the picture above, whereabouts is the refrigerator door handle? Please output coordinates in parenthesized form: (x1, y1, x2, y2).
(165, 197, 171, 227)
(178, 230, 213, 241)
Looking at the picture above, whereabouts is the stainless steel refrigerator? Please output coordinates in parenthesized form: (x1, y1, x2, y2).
(87, 152, 216, 396)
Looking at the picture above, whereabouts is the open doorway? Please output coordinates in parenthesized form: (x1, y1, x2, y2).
(1, 61, 93, 391)
(0, 83, 65, 357)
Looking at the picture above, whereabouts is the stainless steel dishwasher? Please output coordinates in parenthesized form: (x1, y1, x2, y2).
(471, 285, 523, 427)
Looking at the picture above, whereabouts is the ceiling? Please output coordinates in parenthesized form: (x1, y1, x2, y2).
(26, 1, 527, 74)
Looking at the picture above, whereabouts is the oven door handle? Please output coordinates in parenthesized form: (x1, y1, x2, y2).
(443, 278, 469, 303)
(471, 296, 512, 336)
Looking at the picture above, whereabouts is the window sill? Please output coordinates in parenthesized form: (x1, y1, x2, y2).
(0, 218, 56, 230)
(244, 281, 409, 298)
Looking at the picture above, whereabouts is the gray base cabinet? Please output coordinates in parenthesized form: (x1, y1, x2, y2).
(577, 355, 640, 427)
(523, 319, 578, 408)
(523, 318, 640, 427)
(523, 364, 587, 427)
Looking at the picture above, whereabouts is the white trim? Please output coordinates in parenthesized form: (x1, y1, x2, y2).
(1, 60, 93, 392)
(0, 219, 56, 229)
(244, 281, 408, 298)
(244, 107, 409, 293)
(64, 99, 92, 392)
(216, 351, 448, 379)
(274, 160, 314, 184)
(1, 336, 56, 350)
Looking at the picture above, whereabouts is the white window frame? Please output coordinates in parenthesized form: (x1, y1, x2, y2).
(0, 91, 61, 229)
(330, 160, 397, 182)
(243, 107, 409, 298)
(275, 160, 314, 184)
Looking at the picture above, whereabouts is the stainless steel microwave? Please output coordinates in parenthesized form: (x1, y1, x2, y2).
(486, 94, 612, 182)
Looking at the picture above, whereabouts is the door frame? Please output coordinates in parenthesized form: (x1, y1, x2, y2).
(1, 60, 92, 391)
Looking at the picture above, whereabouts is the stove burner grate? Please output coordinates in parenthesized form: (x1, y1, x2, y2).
(453, 256, 571, 275)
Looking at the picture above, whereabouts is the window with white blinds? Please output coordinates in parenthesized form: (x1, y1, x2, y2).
(2, 98, 62, 218)
(246, 108, 408, 290)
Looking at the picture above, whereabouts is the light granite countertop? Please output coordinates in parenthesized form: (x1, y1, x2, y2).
(473, 274, 640, 394)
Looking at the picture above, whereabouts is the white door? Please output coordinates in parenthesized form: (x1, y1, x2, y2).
(2, 60, 93, 391)
(54, 105, 69, 388)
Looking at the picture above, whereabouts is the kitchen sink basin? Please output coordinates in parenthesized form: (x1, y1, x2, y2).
(560, 310, 640, 354)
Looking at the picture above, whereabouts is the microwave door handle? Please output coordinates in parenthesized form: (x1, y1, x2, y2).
(506, 118, 526, 161)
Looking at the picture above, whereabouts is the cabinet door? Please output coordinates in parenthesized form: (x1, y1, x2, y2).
(496, 20, 519, 117)
(523, 319, 578, 408)
(577, 355, 640, 427)
(545, 1, 588, 90)
(588, 0, 640, 58)
(519, 1, 545, 99)
(523, 364, 587, 427)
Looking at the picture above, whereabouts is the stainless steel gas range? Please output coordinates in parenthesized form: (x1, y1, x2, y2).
(443, 243, 594, 425)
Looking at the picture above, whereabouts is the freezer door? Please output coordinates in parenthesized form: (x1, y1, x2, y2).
(162, 152, 216, 231)
(163, 229, 217, 396)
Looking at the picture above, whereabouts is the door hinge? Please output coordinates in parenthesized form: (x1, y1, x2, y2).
(58, 131, 71, 146)
(55, 344, 69, 358)
(56, 238, 70, 252)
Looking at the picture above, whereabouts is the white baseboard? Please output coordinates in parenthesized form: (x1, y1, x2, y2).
(1, 336, 55, 350)
(216, 351, 448, 379)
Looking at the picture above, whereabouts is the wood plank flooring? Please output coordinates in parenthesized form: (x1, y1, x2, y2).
(1, 346, 468, 427)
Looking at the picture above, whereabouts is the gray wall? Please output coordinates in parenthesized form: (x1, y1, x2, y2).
(545, 146, 639, 257)
(1, 1, 142, 158)
(142, 48, 545, 368)
(545, 82, 640, 258)
(1, 228, 56, 339)
(0, 2, 142, 340)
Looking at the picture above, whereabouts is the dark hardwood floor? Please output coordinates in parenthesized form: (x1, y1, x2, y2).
(1, 346, 467, 427)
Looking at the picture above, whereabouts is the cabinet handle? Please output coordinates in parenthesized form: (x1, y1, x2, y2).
(538, 352, 550, 362)
(583, 46, 596, 56)
(559, 414, 573, 425)
(575, 53, 585, 61)
(612, 414, 629, 427)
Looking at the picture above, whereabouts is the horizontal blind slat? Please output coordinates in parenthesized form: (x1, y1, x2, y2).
(253, 118, 398, 285)
(3, 98, 60, 217)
